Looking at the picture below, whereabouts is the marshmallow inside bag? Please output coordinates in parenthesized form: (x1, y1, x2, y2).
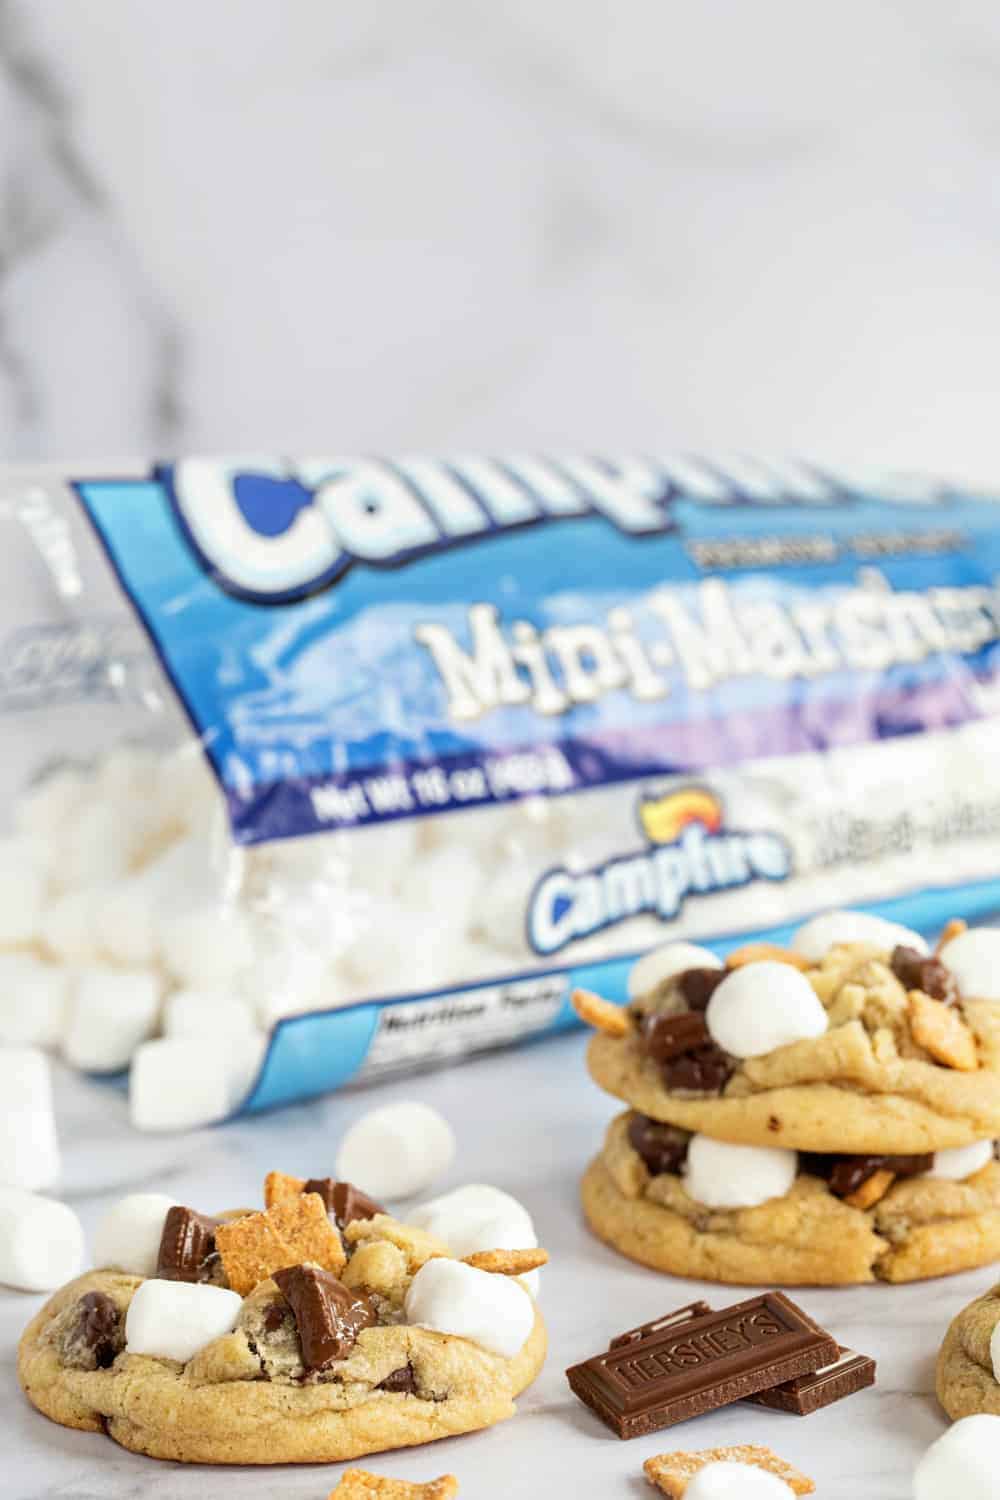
(684, 1136, 798, 1210)
(408, 1184, 540, 1297)
(706, 961, 827, 1058)
(404, 1257, 534, 1358)
(93, 1191, 178, 1275)
(0, 839, 46, 945)
(927, 1140, 996, 1181)
(0, 955, 71, 1048)
(628, 941, 722, 1001)
(0, 1047, 60, 1190)
(130, 1036, 264, 1131)
(938, 928, 1000, 1002)
(40, 888, 108, 965)
(792, 909, 927, 961)
(125, 1279, 242, 1364)
(336, 1102, 455, 1199)
(685, 1463, 794, 1499)
(912, 1413, 1000, 1500)
(163, 989, 258, 1039)
(63, 968, 161, 1073)
(0, 1187, 84, 1291)
(158, 905, 254, 989)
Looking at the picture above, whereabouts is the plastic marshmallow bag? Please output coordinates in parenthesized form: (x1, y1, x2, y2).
(6, 456, 1000, 1122)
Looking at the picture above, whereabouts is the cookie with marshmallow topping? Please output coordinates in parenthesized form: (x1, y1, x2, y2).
(581, 918, 1000, 1154)
(17, 1165, 546, 1465)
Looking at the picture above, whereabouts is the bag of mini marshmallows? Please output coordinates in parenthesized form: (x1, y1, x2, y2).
(5, 456, 1000, 1129)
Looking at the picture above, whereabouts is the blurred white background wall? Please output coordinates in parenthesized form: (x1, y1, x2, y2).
(0, 0, 998, 475)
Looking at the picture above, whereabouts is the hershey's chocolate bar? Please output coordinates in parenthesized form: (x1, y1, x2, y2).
(743, 1345, 876, 1415)
(566, 1293, 839, 1440)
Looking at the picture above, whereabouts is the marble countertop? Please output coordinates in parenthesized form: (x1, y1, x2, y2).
(7, 1032, 983, 1498)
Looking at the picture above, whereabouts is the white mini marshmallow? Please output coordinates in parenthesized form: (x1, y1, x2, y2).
(0, 838, 47, 945)
(0, 1047, 60, 1190)
(938, 928, 1000, 1001)
(159, 905, 254, 989)
(14, 767, 87, 841)
(628, 942, 722, 1002)
(63, 968, 161, 1073)
(0, 955, 70, 1048)
(404, 1257, 534, 1358)
(927, 1140, 995, 1181)
(336, 1102, 455, 1199)
(93, 1192, 178, 1275)
(409, 1184, 539, 1296)
(40, 888, 107, 964)
(793, 909, 927, 961)
(684, 1135, 798, 1209)
(163, 989, 258, 1039)
(686, 1462, 794, 1499)
(0, 1187, 84, 1290)
(130, 1038, 235, 1131)
(125, 1278, 242, 1364)
(705, 961, 827, 1058)
(62, 802, 138, 888)
(913, 1413, 1000, 1500)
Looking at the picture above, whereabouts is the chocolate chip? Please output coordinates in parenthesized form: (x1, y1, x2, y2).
(660, 1042, 734, 1094)
(675, 967, 726, 1012)
(273, 1264, 376, 1370)
(890, 945, 958, 1004)
(377, 1363, 417, 1394)
(305, 1179, 385, 1230)
(803, 1152, 933, 1198)
(156, 1206, 221, 1283)
(627, 1114, 690, 1176)
(72, 1292, 121, 1369)
(641, 1011, 711, 1065)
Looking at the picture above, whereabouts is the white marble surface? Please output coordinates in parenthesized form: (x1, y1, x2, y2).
(6, 1033, 991, 1498)
(1, 1, 1000, 478)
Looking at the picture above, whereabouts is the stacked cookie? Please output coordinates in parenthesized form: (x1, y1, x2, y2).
(575, 911, 1000, 1284)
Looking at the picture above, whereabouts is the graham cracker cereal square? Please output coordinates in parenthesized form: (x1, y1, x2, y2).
(268, 1192, 347, 1275)
(329, 1470, 459, 1498)
(644, 1445, 815, 1496)
(264, 1170, 306, 1209)
(216, 1193, 345, 1295)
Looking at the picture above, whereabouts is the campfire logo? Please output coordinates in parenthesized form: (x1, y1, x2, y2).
(526, 787, 791, 956)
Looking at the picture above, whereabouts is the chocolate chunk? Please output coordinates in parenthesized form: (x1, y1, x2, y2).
(891, 945, 958, 1004)
(627, 1115, 690, 1177)
(803, 1153, 932, 1199)
(156, 1206, 221, 1283)
(263, 1300, 292, 1333)
(744, 1345, 876, 1415)
(71, 1291, 121, 1370)
(675, 967, 726, 1012)
(565, 1292, 839, 1440)
(660, 1042, 734, 1095)
(273, 1264, 376, 1370)
(377, 1363, 417, 1394)
(304, 1179, 385, 1230)
(641, 1011, 711, 1065)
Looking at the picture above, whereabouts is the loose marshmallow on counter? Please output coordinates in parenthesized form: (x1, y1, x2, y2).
(404, 1257, 534, 1358)
(913, 1413, 1000, 1500)
(0, 954, 70, 1048)
(130, 1036, 258, 1131)
(409, 1185, 540, 1297)
(163, 988, 259, 1039)
(792, 909, 927, 962)
(938, 928, 1000, 1002)
(706, 961, 827, 1059)
(0, 1046, 60, 1190)
(125, 1279, 243, 1364)
(93, 1192, 178, 1275)
(63, 968, 161, 1073)
(927, 1140, 996, 1181)
(0, 1187, 84, 1290)
(336, 1102, 455, 1200)
(628, 942, 722, 1002)
(684, 1136, 798, 1210)
(685, 1462, 794, 1500)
